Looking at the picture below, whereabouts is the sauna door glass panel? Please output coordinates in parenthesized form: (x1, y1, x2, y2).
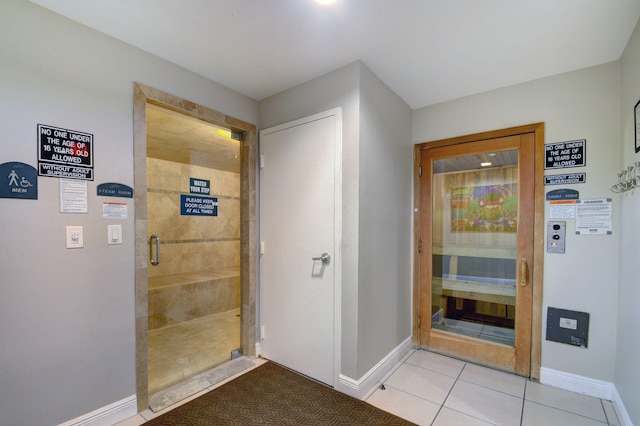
(431, 149, 518, 346)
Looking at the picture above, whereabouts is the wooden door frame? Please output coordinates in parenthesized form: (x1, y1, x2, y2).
(412, 123, 544, 380)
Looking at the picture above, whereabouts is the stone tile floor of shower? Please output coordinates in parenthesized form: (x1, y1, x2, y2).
(120, 348, 624, 425)
(148, 307, 241, 393)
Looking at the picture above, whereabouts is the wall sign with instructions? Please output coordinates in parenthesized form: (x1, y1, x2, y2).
(180, 195, 218, 216)
(38, 124, 94, 180)
(545, 140, 585, 170)
(544, 173, 586, 186)
(189, 178, 210, 195)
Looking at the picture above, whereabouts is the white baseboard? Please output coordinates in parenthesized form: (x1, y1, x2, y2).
(539, 367, 613, 400)
(611, 386, 634, 426)
(338, 337, 412, 399)
(58, 394, 137, 426)
(539, 368, 635, 425)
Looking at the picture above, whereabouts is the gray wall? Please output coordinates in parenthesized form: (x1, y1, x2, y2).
(357, 66, 412, 377)
(259, 61, 413, 380)
(0, 1, 257, 425)
(617, 17, 640, 424)
(413, 61, 621, 382)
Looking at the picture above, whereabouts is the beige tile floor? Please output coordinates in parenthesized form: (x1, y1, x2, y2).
(148, 307, 241, 393)
(366, 350, 621, 426)
(118, 349, 622, 425)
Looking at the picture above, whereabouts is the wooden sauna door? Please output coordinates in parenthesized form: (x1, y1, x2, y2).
(417, 131, 537, 376)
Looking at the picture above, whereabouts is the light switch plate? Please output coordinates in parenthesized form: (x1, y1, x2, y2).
(108, 224, 123, 245)
(66, 226, 84, 248)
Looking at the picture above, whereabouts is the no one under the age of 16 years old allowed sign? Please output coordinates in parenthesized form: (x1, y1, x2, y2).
(545, 140, 585, 170)
(38, 124, 94, 180)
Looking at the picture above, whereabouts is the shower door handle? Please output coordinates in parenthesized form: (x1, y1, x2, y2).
(150, 234, 160, 266)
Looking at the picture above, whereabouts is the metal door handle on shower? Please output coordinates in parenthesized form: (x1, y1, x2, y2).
(150, 234, 160, 266)
(312, 253, 331, 265)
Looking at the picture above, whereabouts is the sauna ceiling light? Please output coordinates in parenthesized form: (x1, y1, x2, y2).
(481, 152, 496, 166)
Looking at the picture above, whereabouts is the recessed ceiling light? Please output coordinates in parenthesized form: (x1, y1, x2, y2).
(481, 162, 492, 167)
(315, 0, 336, 5)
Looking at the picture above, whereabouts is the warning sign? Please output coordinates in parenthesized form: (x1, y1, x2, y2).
(38, 124, 93, 180)
(545, 140, 585, 170)
(544, 173, 586, 186)
(190, 178, 210, 195)
(180, 195, 218, 216)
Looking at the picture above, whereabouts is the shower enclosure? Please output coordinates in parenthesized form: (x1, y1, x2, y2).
(145, 103, 242, 394)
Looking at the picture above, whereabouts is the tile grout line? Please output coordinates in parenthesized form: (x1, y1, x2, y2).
(524, 399, 611, 425)
(520, 379, 527, 426)
(430, 361, 468, 425)
(600, 399, 610, 425)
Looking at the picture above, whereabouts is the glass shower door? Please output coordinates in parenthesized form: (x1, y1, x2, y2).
(145, 104, 242, 394)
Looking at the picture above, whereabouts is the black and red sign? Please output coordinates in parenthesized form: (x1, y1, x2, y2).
(38, 124, 94, 180)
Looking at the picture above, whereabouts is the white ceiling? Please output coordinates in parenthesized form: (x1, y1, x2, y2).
(30, 0, 640, 109)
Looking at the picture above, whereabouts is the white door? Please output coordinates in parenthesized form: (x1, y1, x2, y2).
(259, 109, 341, 386)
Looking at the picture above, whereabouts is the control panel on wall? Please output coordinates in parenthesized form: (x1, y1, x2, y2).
(547, 221, 566, 254)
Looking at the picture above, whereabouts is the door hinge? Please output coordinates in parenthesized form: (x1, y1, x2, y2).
(230, 130, 244, 141)
(417, 315, 421, 328)
(418, 239, 422, 253)
(418, 165, 422, 177)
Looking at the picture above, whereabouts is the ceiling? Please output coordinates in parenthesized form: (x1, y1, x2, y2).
(31, 0, 640, 109)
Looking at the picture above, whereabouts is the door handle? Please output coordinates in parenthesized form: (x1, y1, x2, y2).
(520, 258, 528, 286)
(312, 252, 331, 266)
(150, 234, 160, 266)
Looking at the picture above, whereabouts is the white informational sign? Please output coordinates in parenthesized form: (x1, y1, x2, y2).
(60, 178, 88, 213)
(549, 200, 576, 219)
(102, 201, 128, 219)
(576, 198, 612, 235)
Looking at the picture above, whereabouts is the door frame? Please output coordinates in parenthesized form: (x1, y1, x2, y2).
(412, 123, 544, 380)
(132, 83, 257, 411)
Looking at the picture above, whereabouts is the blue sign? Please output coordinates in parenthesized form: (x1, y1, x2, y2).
(0, 162, 38, 200)
(97, 182, 134, 198)
(189, 178, 210, 195)
(181, 195, 218, 216)
(546, 188, 580, 201)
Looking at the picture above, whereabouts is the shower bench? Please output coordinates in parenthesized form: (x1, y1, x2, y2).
(148, 266, 240, 330)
